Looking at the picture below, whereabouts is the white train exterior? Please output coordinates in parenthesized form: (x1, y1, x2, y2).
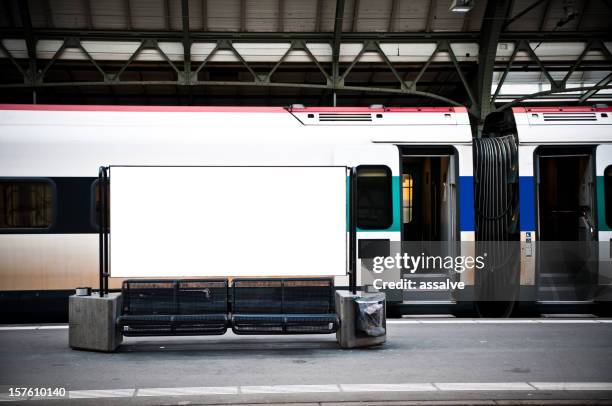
(514, 106, 612, 303)
(0, 104, 610, 317)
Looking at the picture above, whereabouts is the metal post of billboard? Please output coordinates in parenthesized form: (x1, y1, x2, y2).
(349, 167, 357, 294)
(98, 166, 109, 297)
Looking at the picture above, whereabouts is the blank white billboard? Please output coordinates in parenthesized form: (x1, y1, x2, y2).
(109, 166, 347, 278)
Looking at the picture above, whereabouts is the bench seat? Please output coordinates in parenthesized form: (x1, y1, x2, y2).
(231, 278, 339, 335)
(118, 314, 228, 323)
(232, 313, 339, 334)
(118, 279, 229, 336)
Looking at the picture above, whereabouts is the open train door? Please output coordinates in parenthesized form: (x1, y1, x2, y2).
(596, 145, 612, 303)
(399, 147, 459, 304)
(535, 147, 598, 302)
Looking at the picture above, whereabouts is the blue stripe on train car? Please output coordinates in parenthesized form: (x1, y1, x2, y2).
(519, 176, 536, 231)
(458, 176, 475, 232)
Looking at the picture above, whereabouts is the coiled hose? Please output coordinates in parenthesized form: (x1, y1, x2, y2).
(473, 135, 520, 317)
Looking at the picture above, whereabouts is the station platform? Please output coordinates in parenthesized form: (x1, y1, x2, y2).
(0, 318, 611, 405)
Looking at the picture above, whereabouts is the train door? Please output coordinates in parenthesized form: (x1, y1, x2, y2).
(536, 146, 597, 302)
(333, 144, 401, 300)
(400, 147, 457, 303)
(596, 145, 612, 301)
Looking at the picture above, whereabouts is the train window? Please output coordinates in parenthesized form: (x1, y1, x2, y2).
(402, 174, 413, 224)
(356, 166, 393, 229)
(605, 166, 612, 228)
(0, 180, 54, 229)
(91, 180, 109, 230)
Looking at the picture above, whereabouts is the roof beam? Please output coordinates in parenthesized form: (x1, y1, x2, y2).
(82, 0, 93, 30)
(1, 28, 608, 42)
(16, 0, 36, 86)
(332, 0, 345, 103)
(461, 10, 472, 32)
(476, 0, 513, 124)
(240, 0, 246, 32)
(579, 72, 612, 102)
(44, 0, 55, 28)
(315, 0, 324, 32)
(181, 0, 192, 84)
(576, 0, 590, 30)
(503, 0, 545, 30)
(277, 0, 284, 32)
(163, 0, 170, 31)
(426, 0, 436, 32)
(2, 0, 16, 28)
(124, 0, 133, 30)
(351, 0, 360, 31)
(201, 0, 208, 31)
(388, 0, 398, 32)
(538, 0, 552, 31)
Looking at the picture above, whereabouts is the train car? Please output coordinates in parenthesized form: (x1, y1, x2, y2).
(0, 104, 475, 320)
(512, 106, 612, 305)
(1, 104, 609, 321)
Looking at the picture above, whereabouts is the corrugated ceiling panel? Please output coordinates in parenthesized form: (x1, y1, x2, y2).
(168, 0, 183, 30)
(357, 0, 392, 32)
(579, 0, 612, 30)
(48, 0, 87, 28)
(343, 0, 356, 31)
(466, 0, 486, 31)
(28, 0, 48, 28)
(431, 0, 465, 31)
(130, 0, 166, 30)
(392, 0, 429, 32)
(90, 0, 129, 30)
(246, 0, 277, 32)
(318, 0, 336, 32)
(283, 0, 318, 32)
(555, 0, 585, 31)
(187, 0, 204, 30)
(540, 0, 568, 31)
(505, 0, 548, 31)
(207, 0, 240, 31)
(506, 0, 612, 32)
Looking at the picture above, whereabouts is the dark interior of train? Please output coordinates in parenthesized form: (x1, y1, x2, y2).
(399, 150, 457, 303)
(401, 150, 456, 242)
(536, 147, 597, 301)
(537, 149, 596, 242)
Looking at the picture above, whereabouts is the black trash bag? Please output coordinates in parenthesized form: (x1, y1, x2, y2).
(354, 294, 385, 337)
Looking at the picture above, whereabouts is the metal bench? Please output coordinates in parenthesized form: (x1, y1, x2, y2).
(231, 278, 339, 335)
(118, 279, 229, 336)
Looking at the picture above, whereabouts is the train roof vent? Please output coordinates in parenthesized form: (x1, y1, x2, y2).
(318, 113, 372, 122)
(542, 112, 598, 122)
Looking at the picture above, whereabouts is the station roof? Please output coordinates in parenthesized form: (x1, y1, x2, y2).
(0, 0, 610, 109)
(4, 0, 608, 33)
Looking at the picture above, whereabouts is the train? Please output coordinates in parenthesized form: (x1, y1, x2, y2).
(0, 104, 611, 320)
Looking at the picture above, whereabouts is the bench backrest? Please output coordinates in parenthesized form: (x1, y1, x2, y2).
(283, 279, 335, 314)
(178, 280, 228, 314)
(121, 279, 228, 315)
(232, 278, 334, 314)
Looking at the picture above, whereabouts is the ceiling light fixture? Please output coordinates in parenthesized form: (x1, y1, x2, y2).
(449, 0, 474, 12)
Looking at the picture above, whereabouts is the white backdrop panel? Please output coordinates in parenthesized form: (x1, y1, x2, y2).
(109, 166, 347, 277)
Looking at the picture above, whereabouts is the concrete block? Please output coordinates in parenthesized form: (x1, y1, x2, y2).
(69, 293, 123, 352)
(335, 290, 386, 349)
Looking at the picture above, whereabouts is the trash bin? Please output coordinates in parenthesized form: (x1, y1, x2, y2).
(354, 293, 386, 337)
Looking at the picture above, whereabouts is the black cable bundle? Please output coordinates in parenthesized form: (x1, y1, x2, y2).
(473, 134, 520, 316)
